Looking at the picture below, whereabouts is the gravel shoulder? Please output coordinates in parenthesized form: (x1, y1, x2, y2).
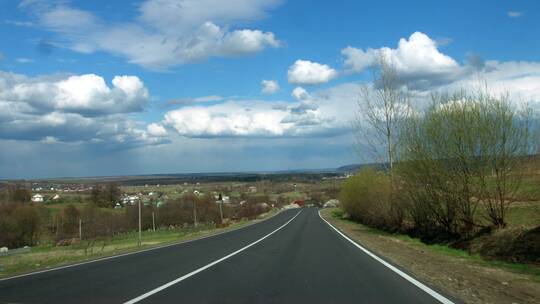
(320, 208, 540, 304)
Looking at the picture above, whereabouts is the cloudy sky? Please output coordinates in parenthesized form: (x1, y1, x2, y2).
(0, 0, 539, 178)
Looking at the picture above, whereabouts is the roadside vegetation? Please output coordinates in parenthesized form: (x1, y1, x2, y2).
(321, 208, 539, 304)
(0, 210, 277, 279)
(0, 176, 340, 278)
(341, 54, 539, 267)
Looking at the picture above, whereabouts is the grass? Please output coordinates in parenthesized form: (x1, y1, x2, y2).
(0, 209, 279, 279)
(329, 208, 540, 281)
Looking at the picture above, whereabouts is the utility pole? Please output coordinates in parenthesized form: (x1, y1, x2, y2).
(218, 193, 223, 224)
(138, 199, 142, 246)
(152, 211, 156, 232)
(193, 200, 198, 227)
(79, 218, 82, 240)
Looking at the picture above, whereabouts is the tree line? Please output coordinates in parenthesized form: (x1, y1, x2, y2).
(0, 183, 271, 248)
(342, 55, 536, 244)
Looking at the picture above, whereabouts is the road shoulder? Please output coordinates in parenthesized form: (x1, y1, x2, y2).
(320, 208, 540, 304)
(0, 209, 282, 280)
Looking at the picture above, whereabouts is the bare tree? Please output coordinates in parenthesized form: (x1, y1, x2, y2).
(354, 54, 410, 175)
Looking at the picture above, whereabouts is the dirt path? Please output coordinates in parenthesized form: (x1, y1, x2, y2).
(320, 208, 540, 304)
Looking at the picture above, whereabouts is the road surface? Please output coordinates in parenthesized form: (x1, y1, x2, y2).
(0, 208, 457, 303)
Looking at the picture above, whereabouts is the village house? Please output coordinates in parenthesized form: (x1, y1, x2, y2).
(31, 194, 44, 203)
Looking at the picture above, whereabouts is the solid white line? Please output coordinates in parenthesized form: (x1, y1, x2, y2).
(0, 209, 284, 282)
(123, 210, 302, 304)
(318, 210, 455, 304)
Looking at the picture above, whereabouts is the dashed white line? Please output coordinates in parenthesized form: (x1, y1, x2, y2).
(123, 210, 302, 304)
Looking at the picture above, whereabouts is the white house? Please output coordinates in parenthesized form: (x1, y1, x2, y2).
(122, 195, 139, 205)
(31, 194, 44, 203)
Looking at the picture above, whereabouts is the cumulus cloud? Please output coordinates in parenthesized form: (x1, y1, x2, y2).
(342, 32, 466, 90)
(291, 87, 310, 101)
(261, 79, 279, 94)
(147, 123, 168, 137)
(21, 0, 282, 69)
(163, 96, 342, 138)
(287, 60, 338, 85)
(340, 34, 540, 107)
(1, 72, 149, 116)
(341, 30, 540, 110)
(0, 70, 166, 148)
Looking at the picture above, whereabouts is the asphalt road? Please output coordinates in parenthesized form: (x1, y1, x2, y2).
(0, 208, 456, 304)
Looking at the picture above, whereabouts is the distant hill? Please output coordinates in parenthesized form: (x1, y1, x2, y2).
(336, 163, 386, 173)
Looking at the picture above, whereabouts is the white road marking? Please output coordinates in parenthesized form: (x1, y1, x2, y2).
(0, 209, 284, 282)
(123, 210, 303, 304)
(318, 210, 455, 304)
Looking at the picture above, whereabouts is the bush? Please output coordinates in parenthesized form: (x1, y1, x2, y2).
(0, 203, 44, 248)
(339, 168, 400, 231)
(397, 91, 533, 239)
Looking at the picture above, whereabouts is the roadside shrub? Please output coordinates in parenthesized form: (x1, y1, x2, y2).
(80, 204, 127, 239)
(397, 91, 534, 240)
(339, 168, 398, 230)
(0, 203, 44, 248)
(55, 204, 80, 241)
(467, 226, 540, 263)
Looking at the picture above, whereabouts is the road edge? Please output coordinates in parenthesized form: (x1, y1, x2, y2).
(318, 209, 461, 304)
(0, 208, 285, 282)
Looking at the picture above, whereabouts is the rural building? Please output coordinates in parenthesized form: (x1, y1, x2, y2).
(31, 194, 44, 203)
(293, 199, 305, 207)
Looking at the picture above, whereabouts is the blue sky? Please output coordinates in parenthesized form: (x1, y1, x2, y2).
(0, 0, 539, 178)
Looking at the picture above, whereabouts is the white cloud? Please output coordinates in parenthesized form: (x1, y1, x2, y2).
(288, 60, 338, 85)
(220, 29, 280, 56)
(164, 96, 341, 138)
(343, 32, 459, 76)
(508, 11, 524, 18)
(147, 123, 168, 137)
(341, 46, 379, 72)
(291, 87, 310, 101)
(21, 0, 282, 69)
(0, 70, 166, 148)
(261, 80, 279, 94)
(342, 32, 466, 90)
(2, 72, 149, 116)
(164, 101, 287, 137)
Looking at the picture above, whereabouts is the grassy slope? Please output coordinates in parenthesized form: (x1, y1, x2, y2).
(321, 208, 540, 304)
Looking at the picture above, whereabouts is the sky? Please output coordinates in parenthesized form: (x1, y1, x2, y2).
(0, 0, 539, 179)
